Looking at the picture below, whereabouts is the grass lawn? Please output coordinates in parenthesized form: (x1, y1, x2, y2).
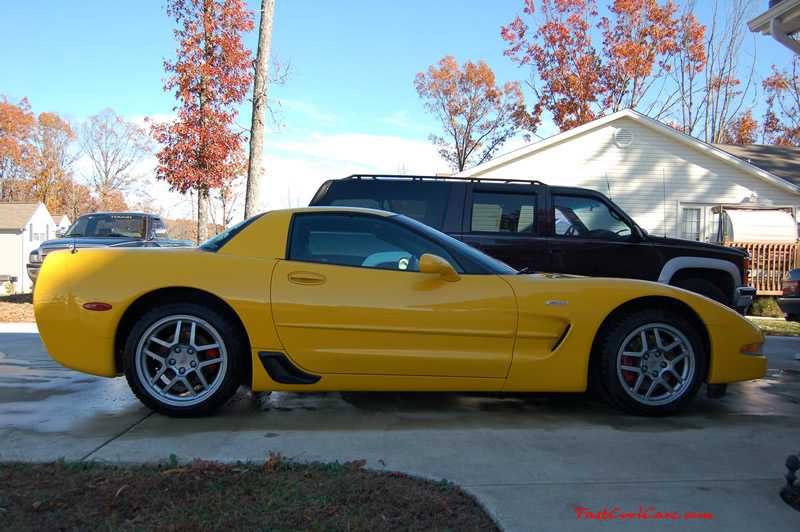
(0, 456, 498, 530)
(747, 317, 800, 336)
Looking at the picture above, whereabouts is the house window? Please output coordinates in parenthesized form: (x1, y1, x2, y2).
(29, 223, 48, 241)
(681, 208, 701, 241)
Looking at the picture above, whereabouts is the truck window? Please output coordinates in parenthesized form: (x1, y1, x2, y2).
(553, 195, 632, 239)
(318, 181, 449, 228)
(470, 192, 536, 234)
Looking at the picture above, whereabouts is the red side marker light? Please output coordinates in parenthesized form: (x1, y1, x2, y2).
(83, 302, 113, 311)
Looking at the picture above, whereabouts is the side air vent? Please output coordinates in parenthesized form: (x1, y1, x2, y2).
(258, 352, 321, 385)
(613, 128, 634, 148)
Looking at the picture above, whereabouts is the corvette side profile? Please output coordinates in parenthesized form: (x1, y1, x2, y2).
(34, 207, 767, 417)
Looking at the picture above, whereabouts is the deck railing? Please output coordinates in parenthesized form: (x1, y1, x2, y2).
(721, 242, 799, 295)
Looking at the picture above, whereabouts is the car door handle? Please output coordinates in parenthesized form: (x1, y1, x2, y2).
(549, 246, 566, 255)
(287, 272, 327, 285)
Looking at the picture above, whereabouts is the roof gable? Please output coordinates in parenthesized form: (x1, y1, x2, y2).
(0, 202, 47, 230)
(457, 109, 800, 194)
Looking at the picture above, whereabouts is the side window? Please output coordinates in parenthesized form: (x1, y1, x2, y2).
(329, 198, 431, 224)
(288, 213, 462, 272)
(323, 182, 450, 227)
(553, 195, 632, 239)
(470, 192, 536, 234)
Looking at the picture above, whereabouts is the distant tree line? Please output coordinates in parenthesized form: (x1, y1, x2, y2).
(0, 100, 154, 219)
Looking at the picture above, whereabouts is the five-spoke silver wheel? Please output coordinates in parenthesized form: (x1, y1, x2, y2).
(616, 323, 695, 407)
(597, 308, 705, 415)
(134, 315, 228, 408)
(124, 303, 244, 417)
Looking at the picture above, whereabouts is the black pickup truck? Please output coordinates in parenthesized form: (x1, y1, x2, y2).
(27, 212, 193, 284)
(309, 175, 755, 311)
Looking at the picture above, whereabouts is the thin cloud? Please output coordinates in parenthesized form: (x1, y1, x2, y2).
(280, 99, 343, 122)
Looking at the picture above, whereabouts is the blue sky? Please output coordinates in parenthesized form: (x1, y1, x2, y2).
(1, 0, 795, 218)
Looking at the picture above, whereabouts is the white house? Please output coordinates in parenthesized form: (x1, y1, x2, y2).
(51, 213, 72, 233)
(0, 202, 57, 294)
(456, 109, 800, 243)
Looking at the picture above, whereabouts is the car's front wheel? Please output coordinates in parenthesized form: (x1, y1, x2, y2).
(596, 308, 706, 416)
(123, 303, 244, 417)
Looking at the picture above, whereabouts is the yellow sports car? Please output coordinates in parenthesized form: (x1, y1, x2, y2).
(34, 207, 767, 417)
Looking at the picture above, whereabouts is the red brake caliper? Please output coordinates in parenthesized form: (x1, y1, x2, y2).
(620, 356, 636, 383)
(207, 348, 220, 372)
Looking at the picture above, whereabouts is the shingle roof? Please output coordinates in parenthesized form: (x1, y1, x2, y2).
(0, 202, 43, 230)
(713, 144, 800, 188)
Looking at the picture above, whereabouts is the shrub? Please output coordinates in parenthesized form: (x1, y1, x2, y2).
(747, 296, 784, 318)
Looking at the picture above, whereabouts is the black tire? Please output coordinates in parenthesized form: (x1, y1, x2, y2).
(596, 308, 706, 416)
(123, 302, 244, 417)
(673, 278, 727, 306)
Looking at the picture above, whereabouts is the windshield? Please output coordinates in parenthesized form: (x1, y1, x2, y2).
(64, 214, 147, 239)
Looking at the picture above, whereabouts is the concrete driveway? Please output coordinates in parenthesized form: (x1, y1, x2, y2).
(1, 323, 798, 531)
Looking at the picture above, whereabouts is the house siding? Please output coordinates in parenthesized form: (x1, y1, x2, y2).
(0, 203, 56, 294)
(463, 116, 800, 239)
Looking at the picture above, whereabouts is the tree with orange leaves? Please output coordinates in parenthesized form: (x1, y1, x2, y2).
(600, 0, 683, 112)
(30, 112, 78, 212)
(151, 0, 253, 243)
(414, 56, 536, 172)
(762, 58, 800, 146)
(502, 0, 603, 130)
(0, 96, 38, 201)
(502, 0, 704, 131)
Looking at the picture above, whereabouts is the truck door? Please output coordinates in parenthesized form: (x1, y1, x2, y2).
(460, 188, 549, 272)
(546, 193, 660, 280)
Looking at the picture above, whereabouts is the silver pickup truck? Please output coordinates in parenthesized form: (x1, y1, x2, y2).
(27, 212, 193, 284)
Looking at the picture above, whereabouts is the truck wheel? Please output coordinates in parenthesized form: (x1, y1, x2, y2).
(123, 303, 244, 417)
(674, 278, 727, 306)
(596, 308, 706, 416)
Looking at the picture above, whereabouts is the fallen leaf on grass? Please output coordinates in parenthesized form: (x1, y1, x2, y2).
(344, 459, 367, 470)
(161, 468, 190, 475)
(434, 495, 453, 514)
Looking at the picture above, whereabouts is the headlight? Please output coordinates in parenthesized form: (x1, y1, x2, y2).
(29, 251, 40, 263)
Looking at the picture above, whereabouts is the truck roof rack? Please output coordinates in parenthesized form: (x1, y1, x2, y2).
(341, 174, 547, 186)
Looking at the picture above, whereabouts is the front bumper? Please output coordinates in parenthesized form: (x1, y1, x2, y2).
(777, 297, 800, 321)
(26, 263, 40, 284)
(734, 286, 756, 313)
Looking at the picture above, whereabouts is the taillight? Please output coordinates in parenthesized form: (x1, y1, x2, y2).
(783, 280, 800, 297)
(743, 257, 751, 286)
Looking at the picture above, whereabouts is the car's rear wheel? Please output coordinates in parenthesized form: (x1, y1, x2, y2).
(596, 308, 706, 416)
(123, 303, 244, 417)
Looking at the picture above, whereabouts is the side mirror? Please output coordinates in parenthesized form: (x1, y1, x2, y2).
(154, 227, 168, 239)
(55, 229, 64, 238)
(419, 254, 461, 282)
